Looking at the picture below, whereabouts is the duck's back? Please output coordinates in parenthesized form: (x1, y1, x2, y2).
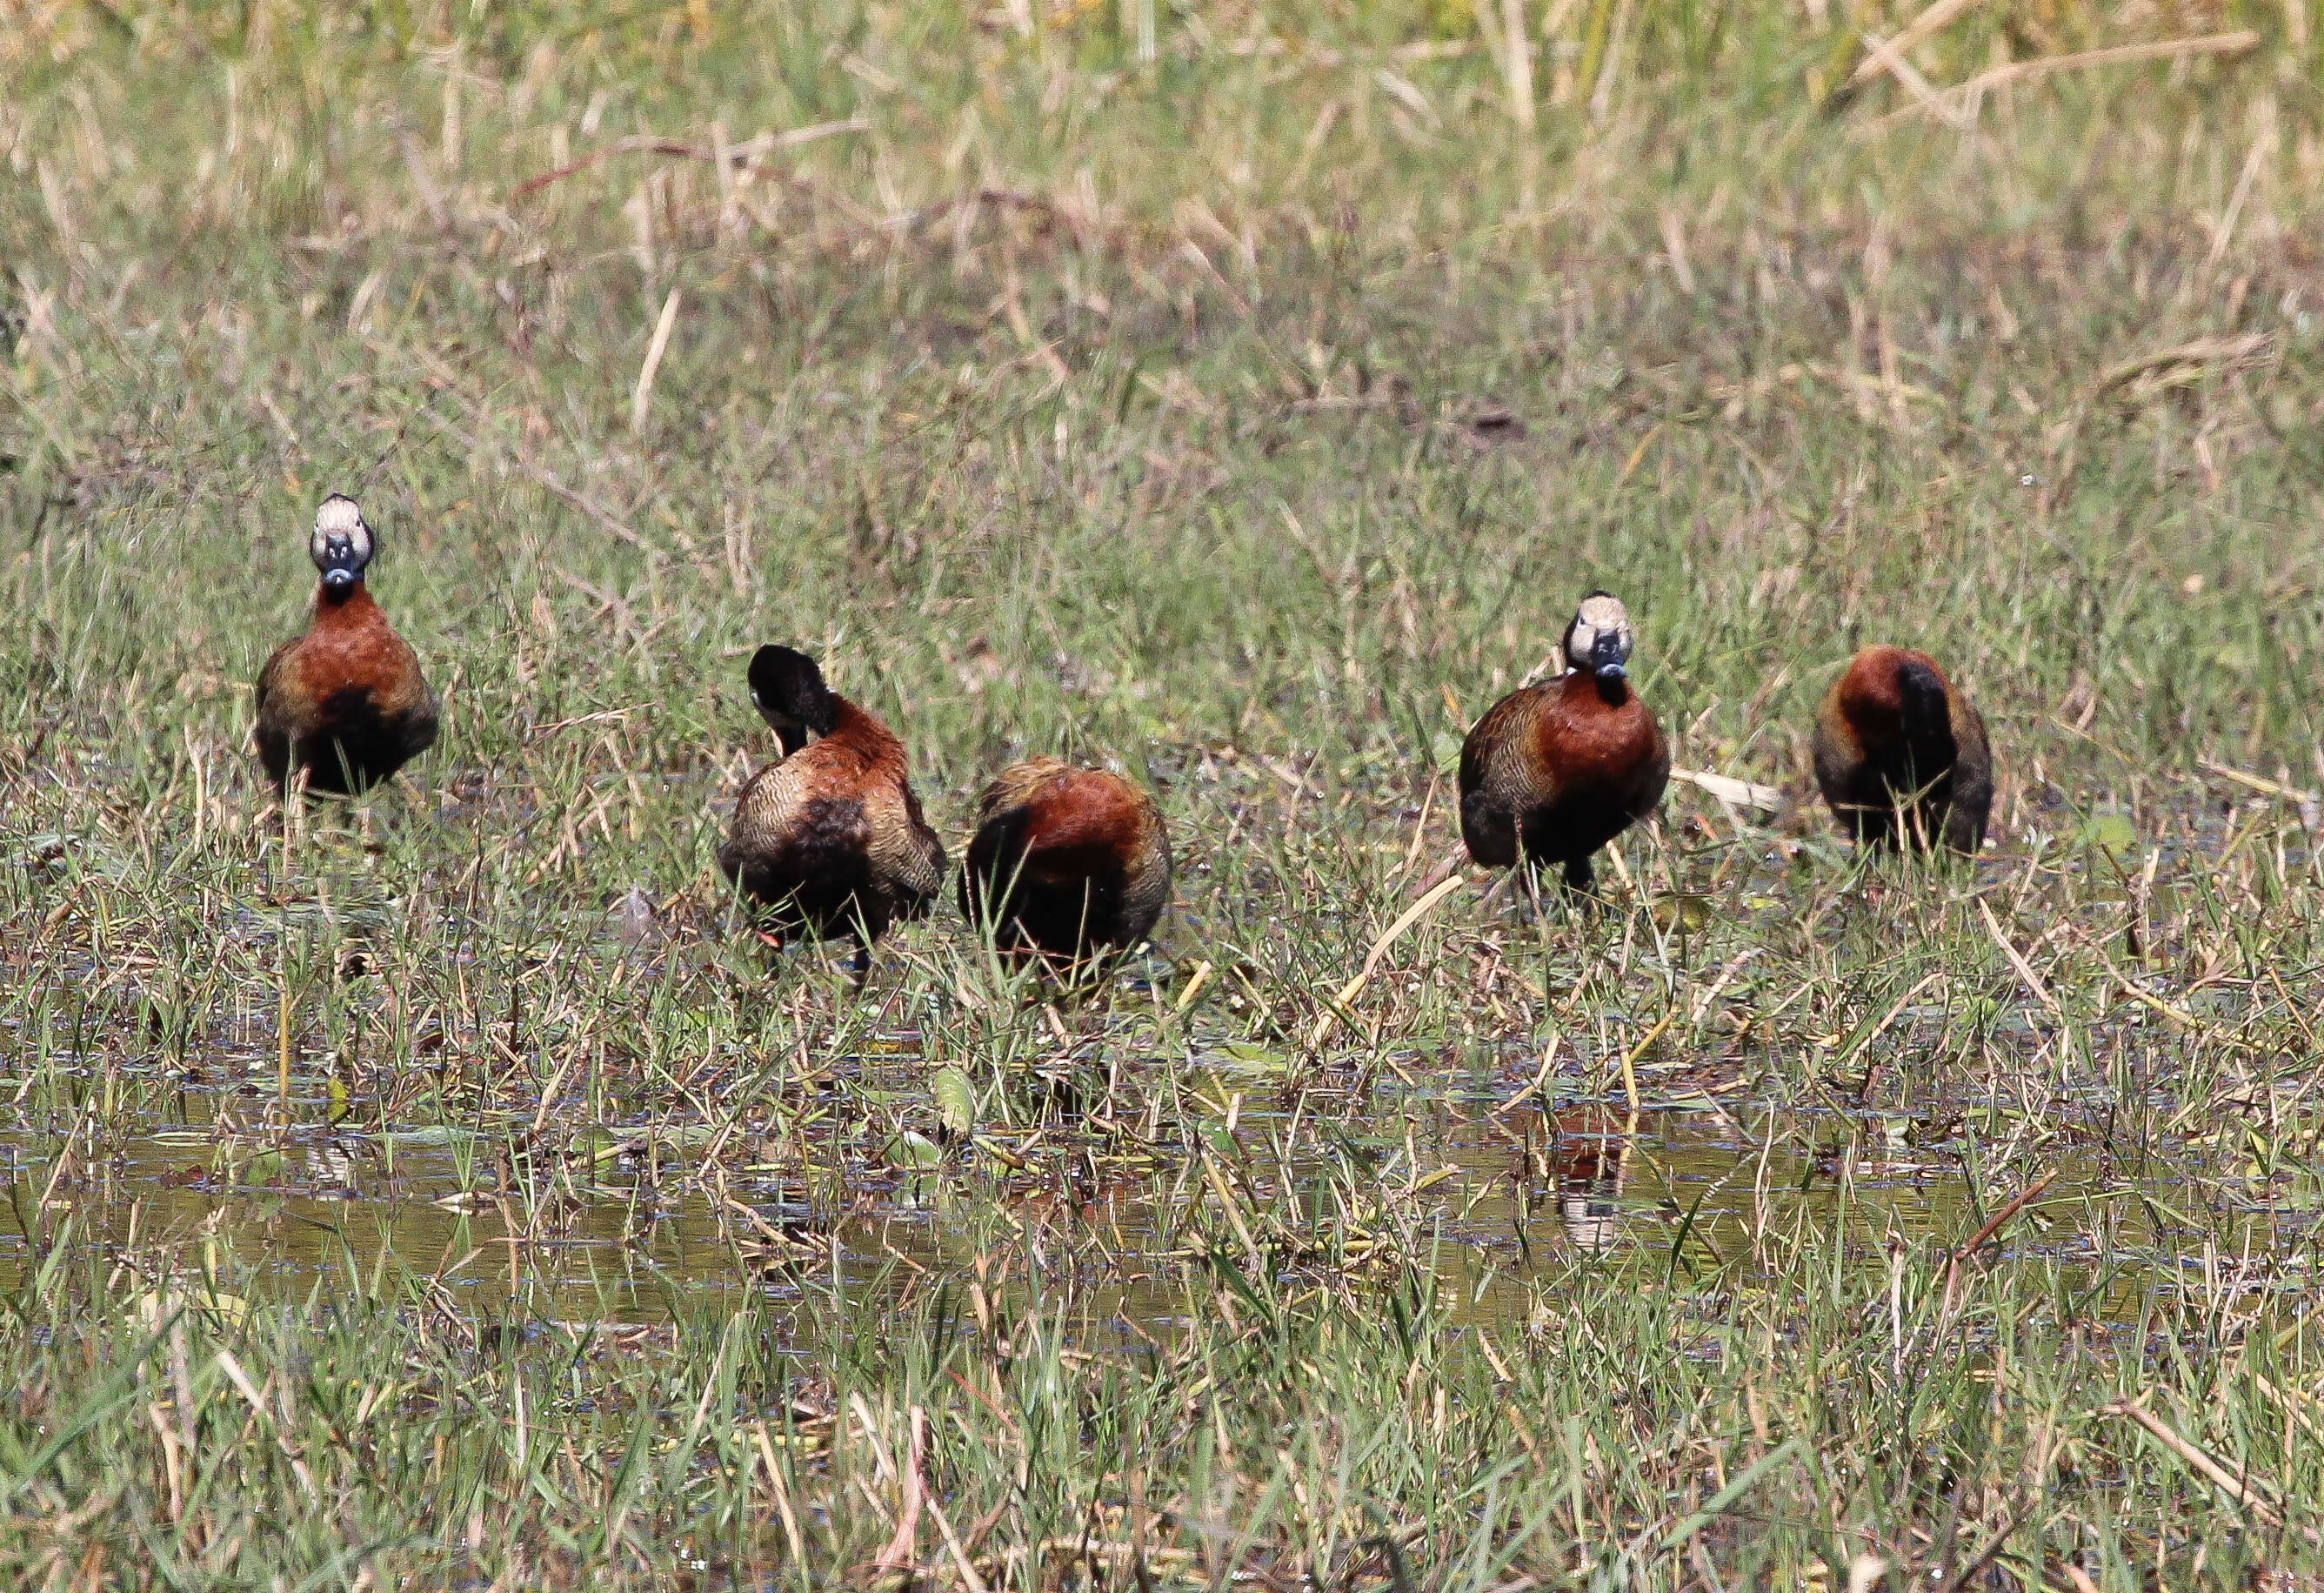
(722, 741, 873, 898)
(1813, 646, 1989, 854)
(964, 760, 1170, 952)
(720, 708, 944, 931)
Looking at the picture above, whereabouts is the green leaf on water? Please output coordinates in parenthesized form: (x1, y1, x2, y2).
(1213, 1041, 1292, 1074)
(932, 1067, 975, 1137)
(889, 1130, 945, 1169)
(1652, 894, 1713, 932)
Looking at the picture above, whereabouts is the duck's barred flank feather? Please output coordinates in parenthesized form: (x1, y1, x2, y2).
(959, 758, 1171, 965)
(1811, 646, 1993, 856)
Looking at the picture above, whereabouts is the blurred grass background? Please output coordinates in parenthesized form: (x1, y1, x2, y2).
(3, 0, 2319, 818)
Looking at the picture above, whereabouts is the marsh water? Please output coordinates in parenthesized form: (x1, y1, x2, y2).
(0, 999, 2307, 1332)
(6, 795, 2315, 1334)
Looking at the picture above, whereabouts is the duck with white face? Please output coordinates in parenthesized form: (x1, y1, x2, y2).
(309, 495, 375, 596)
(1563, 590, 1636, 682)
(1458, 590, 1671, 898)
(253, 495, 439, 797)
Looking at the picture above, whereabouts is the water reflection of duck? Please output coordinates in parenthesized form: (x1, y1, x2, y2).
(1507, 1106, 1633, 1254)
(1547, 1109, 1631, 1253)
(1812, 646, 1993, 855)
(253, 496, 439, 797)
(718, 646, 946, 975)
(959, 759, 1172, 969)
(1459, 592, 1671, 898)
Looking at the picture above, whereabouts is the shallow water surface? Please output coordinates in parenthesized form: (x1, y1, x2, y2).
(0, 1021, 2307, 1333)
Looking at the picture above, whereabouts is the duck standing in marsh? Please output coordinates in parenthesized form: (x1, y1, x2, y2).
(1811, 646, 1993, 856)
(958, 758, 1172, 970)
(1459, 591, 1671, 899)
(718, 645, 946, 974)
(252, 495, 439, 798)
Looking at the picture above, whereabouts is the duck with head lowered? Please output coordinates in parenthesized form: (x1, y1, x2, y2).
(1811, 645, 1992, 857)
(958, 757, 1172, 972)
(1458, 591, 1670, 898)
(253, 494, 439, 797)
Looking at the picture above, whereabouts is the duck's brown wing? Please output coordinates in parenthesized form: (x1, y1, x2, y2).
(379, 633, 441, 756)
(1807, 675, 1869, 825)
(718, 755, 839, 882)
(1114, 786, 1173, 940)
(1458, 685, 1552, 867)
(873, 780, 947, 918)
(251, 636, 304, 787)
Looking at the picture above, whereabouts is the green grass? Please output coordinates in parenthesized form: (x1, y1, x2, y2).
(2, 0, 2324, 1586)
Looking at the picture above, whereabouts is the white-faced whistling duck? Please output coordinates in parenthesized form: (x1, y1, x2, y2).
(1811, 645, 1993, 856)
(717, 645, 945, 974)
(958, 758, 1172, 968)
(1459, 591, 1671, 895)
(253, 495, 440, 797)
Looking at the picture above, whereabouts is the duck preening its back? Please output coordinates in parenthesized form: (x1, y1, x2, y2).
(958, 758, 1171, 967)
(717, 645, 945, 971)
(1812, 646, 1992, 856)
(253, 495, 439, 796)
(1458, 592, 1670, 894)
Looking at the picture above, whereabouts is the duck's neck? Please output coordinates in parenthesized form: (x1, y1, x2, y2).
(1567, 670, 1631, 707)
(826, 697, 902, 760)
(313, 580, 377, 621)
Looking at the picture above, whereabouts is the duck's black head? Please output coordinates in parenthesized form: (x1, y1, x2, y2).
(747, 645, 839, 756)
(1560, 590, 1637, 682)
(309, 495, 374, 597)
